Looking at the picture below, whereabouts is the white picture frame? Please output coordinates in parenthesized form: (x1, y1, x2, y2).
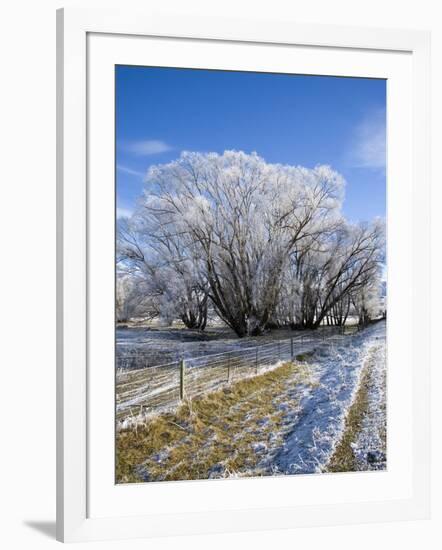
(56, 7, 431, 543)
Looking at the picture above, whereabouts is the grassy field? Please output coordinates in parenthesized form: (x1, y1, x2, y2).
(116, 360, 314, 483)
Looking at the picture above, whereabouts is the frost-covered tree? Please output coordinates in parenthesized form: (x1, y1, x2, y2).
(351, 273, 385, 326)
(117, 215, 208, 329)
(139, 151, 344, 336)
(117, 151, 385, 335)
(310, 220, 385, 328)
(116, 272, 155, 322)
(270, 219, 385, 328)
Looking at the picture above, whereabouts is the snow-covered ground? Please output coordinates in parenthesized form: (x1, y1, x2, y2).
(352, 339, 387, 470)
(117, 321, 387, 477)
(116, 324, 352, 369)
(257, 320, 387, 475)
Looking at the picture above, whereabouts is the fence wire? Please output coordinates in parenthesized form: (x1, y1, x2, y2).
(116, 326, 360, 425)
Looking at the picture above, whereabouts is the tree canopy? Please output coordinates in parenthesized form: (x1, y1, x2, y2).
(117, 151, 385, 336)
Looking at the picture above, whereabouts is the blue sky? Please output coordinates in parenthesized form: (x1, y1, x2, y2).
(116, 66, 386, 222)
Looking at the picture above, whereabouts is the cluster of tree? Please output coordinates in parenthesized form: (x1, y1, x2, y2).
(117, 151, 385, 337)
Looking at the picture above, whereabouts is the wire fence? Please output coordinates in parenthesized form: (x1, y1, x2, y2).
(116, 325, 361, 426)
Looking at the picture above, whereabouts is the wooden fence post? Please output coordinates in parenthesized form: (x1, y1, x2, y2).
(179, 359, 185, 400)
(290, 337, 294, 359)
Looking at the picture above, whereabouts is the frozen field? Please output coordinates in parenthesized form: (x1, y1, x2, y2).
(117, 321, 387, 478)
(116, 323, 355, 369)
(116, 325, 360, 425)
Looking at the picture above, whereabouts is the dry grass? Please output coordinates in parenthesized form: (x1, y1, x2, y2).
(116, 361, 312, 483)
(326, 367, 370, 473)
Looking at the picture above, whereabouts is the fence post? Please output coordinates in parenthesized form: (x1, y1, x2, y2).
(255, 346, 259, 374)
(290, 337, 294, 359)
(179, 359, 185, 400)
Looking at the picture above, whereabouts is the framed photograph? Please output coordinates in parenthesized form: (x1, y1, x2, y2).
(57, 7, 431, 543)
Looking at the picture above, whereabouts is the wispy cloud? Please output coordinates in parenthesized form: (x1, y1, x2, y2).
(117, 164, 145, 178)
(122, 139, 172, 156)
(350, 109, 386, 170)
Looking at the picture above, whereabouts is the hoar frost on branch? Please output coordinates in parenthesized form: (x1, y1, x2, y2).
(117, 151, 385, 336)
